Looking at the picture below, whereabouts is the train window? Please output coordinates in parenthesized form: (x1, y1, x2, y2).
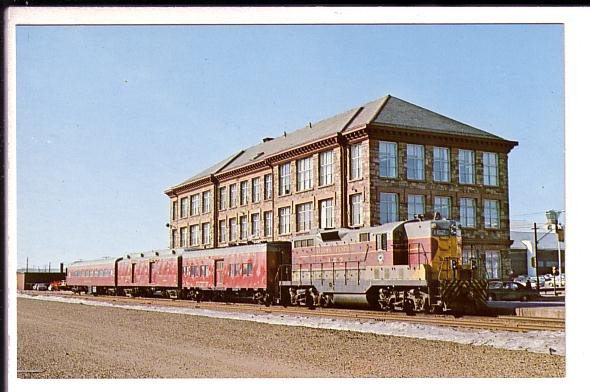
(241, 263, 253, 276)
(359, 233, 370, 242)
(306, 239, 314, 247)
(375, 233, 387, 251)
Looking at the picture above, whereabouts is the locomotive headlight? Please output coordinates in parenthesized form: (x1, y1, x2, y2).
(431, 222, 437, 229)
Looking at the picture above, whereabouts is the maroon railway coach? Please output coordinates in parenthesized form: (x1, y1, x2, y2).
(117, 249, 181, 297)
(66, 257, 121, 294)
(180, 242, 292, 303)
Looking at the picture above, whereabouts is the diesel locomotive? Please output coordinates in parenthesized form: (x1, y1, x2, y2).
(66, 218, 488, 314)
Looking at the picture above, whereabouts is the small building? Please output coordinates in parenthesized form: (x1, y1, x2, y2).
(16, 264, 66, 290)
(510, 220, 565, 277)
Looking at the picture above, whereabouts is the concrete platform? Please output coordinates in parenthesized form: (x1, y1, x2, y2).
(515, 306, 565, 319)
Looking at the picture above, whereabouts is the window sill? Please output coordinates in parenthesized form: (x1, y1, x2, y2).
(317, 183, 334, 189)
(348, 177, 364, 183)
(294, 187, 314, 194)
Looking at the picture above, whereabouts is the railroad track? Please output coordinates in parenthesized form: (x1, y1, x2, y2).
(22, 291, 565, 333)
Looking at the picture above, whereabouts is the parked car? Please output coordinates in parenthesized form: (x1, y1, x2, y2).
(488, 281, 540, 301)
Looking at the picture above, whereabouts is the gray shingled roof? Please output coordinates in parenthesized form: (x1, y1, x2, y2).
(172, 94, 510, 189)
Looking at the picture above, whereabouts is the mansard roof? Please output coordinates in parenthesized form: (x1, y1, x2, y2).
(167, 94, 517, 193)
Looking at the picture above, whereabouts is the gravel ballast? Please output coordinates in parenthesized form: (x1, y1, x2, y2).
(17, 297, 565, 378)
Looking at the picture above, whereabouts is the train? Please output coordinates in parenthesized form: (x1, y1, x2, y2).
(66, 217, 488, 314)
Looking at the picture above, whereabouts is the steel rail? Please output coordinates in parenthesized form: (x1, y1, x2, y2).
(23, 291, 565, 332)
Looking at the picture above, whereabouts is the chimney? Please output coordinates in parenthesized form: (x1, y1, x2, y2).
(262, 137, 274, 143)
(60, 263, 64, 274)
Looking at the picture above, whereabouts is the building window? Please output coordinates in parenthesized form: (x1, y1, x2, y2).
(462, 249, 477, 267)
(484, 199, 500, 229)
(264, 174, 273, 199)
(251, 213, 260, 238)
(190, 194, 200, 215)
(350, 194, 362, 226)
(319, 150, 333, 186)
(202, 222, 210, 244)
(433, 147, 450, 182)
(483, 152, 498, 186)
(279, 163, 291, 195)
(218, 220, 226, 243)
(296, 157, 313, 191)
(434, 196, 451, 219)
(180, 227, 188, 247)
(171, 229, 177, 248)
(458, 149, 475, 184)
(380, 192, 398, 224)
(296, 202, 313, 232)
(189, 224, 198, 246)
(180, 197, 188, 218)
(485, 250, 501, 280)
(350, 143, 362, 180)
(379, 141, 397, 178)
(172, 201, 177, 221)
(202, 191, 211, 213)
(229, 218, 237, 241)
(240, 181, 249, 205)
(279, 207, 291, 234)
(239, 216, 248, 240)
(407, 144, 424, 180)
(264, 211, 273, 237)
(229, 184, 237, 208)
(319, 199, 334, 229)
(219, 187, 227, 210)
(407, 194, 425, 219)
(252, 177, 261, 203)
(460, 198, 476, 228)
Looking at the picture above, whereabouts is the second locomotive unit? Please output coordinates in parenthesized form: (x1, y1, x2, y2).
(280, 217, 488, 314)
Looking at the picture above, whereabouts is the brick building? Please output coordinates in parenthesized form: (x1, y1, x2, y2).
(165, 95, 518, 280)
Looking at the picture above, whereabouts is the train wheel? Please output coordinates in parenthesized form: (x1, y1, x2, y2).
(403, 299, 415, 316)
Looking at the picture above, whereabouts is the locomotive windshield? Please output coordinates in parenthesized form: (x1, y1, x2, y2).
(431, 220, 460, 237)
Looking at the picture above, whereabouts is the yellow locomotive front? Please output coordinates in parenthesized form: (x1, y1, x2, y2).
(404, 219, 488, 313)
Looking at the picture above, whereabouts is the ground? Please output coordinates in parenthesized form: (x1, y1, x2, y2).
(16, 298, 564, 378)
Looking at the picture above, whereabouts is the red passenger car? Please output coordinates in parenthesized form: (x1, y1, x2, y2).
(66, 257, 120, 294)
(117, 249, 181, 297)
(181, 242, 291, 303)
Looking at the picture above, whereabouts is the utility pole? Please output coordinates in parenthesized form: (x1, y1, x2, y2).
(533, 222, 540, 293)
(26, 257, 29, 273)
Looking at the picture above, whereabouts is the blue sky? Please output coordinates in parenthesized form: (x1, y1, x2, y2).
(16, 24, 564, 268)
